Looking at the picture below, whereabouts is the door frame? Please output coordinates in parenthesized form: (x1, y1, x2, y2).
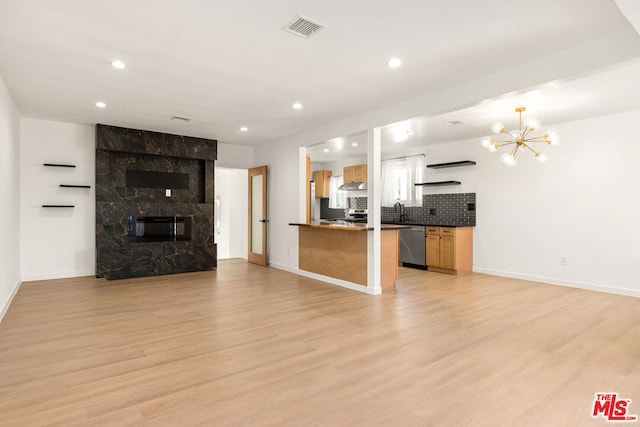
(248, 165, 268, 266)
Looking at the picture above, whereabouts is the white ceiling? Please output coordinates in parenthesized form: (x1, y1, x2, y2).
(1, 0, 640, 148)
(306, 59, 640, 162)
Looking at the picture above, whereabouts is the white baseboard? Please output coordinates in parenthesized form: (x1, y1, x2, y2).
(21, 269, 96, 282)
(473, 267, 640, 298)
(0, 279, 22, 322)
(269, 262, 380, 295)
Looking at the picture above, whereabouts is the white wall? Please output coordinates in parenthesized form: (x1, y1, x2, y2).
(0, 75, 21, 320)
(16, 126, 252, 280)
(217, 142, 255, 169)
(20, 119, 95, 281)
(429, 110, 640, 296)
(258, 108, 640, 297)
(253, 140, 302, 270)
(215, 167, 248, 259)
(255, 33, 640, 279)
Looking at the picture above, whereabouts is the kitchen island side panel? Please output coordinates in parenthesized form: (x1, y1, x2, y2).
(298, 227, 368, 286)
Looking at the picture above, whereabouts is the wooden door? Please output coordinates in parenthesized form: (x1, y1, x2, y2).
(426, 235, 440, 267)
(248, 166, 268, 266)
(440, 236, 456, 270)
(306, 157, 310, 223)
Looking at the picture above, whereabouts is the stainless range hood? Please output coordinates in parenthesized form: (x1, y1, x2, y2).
(338, 182, 367, 191)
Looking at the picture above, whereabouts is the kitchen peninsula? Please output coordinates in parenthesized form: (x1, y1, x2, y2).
(289, 221, 409, 291)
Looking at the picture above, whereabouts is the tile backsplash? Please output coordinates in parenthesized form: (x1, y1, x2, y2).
(320, 198, 345, 220)
(319, 197, 368, 219)
(381, 193, 476, 226)
(352, 197, 368, 209)
(320, 193, 476, 226)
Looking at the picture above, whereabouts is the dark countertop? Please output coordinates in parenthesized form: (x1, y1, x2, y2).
(382, 222, 475, 228)
(289, 221, 412, 231)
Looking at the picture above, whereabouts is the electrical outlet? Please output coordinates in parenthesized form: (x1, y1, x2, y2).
(560, 256, 568, 266)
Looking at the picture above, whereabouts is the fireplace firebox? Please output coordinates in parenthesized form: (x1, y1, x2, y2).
(128, 216, 191, 242)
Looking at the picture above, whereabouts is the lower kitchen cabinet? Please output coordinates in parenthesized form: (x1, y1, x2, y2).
(425, 226, 473, 274)
(425, 234, 440, 267)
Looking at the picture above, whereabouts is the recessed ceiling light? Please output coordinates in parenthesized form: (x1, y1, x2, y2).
(323, 148, 329, 153)
(352, 142, 358, 147)
(293, 102, 303, 110)
(240, 126, 248, 132)
(387, 57, 402, 69)
(111, 60, 126, 69)
(95, 101, 106, 108)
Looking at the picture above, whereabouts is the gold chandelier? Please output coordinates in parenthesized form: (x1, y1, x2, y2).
(481, 107, 559, 166)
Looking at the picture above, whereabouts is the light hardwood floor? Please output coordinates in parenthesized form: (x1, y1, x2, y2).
(1, 259, 639, 426)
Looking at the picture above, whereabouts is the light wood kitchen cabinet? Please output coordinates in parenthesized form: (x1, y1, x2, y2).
(425, 234, 440, 267)
(425, 226, 473, 274)
(439, 236, 456, 270)
(312, 170, 332, 198)
(343, 164, 367, 183)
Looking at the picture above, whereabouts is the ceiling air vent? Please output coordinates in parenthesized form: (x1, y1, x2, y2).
(446, 120, 465, 126)
(285, 15, 326, 39)
(171, 116, 191, 122)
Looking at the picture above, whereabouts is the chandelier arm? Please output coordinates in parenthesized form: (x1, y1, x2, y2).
(497, 141, 517, 147)
(523, 136, 549, 143)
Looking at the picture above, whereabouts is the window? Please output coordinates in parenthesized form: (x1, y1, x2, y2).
(329, 175, 347, 208)
(381, 156, 424, 207)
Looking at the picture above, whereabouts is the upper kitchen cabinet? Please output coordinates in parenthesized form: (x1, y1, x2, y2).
(312, 170, 332, 198)
(344, 164, 367, 183)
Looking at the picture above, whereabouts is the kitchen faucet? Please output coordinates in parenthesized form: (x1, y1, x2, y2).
(394, 201, 408, 223)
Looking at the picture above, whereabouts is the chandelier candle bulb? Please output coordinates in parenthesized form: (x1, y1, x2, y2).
(501, 152, 517, 167)
(491, 122, 505, 134)
(546, 129, 560, 145)
(524, 116, 541, 131)
(481, 106, 558, 166)
(509, 129, 522, 141)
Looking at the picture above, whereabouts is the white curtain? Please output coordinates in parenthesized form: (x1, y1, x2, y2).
(329, 175, 347, 209)
(381, 155, 424, 207)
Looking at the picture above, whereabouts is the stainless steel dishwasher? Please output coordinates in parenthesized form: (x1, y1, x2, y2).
(400, 226, 426, 268)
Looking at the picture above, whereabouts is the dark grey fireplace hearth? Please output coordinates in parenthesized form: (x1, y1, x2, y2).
(95, 124, 217, 280)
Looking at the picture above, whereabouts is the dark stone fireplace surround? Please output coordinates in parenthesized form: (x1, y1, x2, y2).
(96, 124, 217, 280)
